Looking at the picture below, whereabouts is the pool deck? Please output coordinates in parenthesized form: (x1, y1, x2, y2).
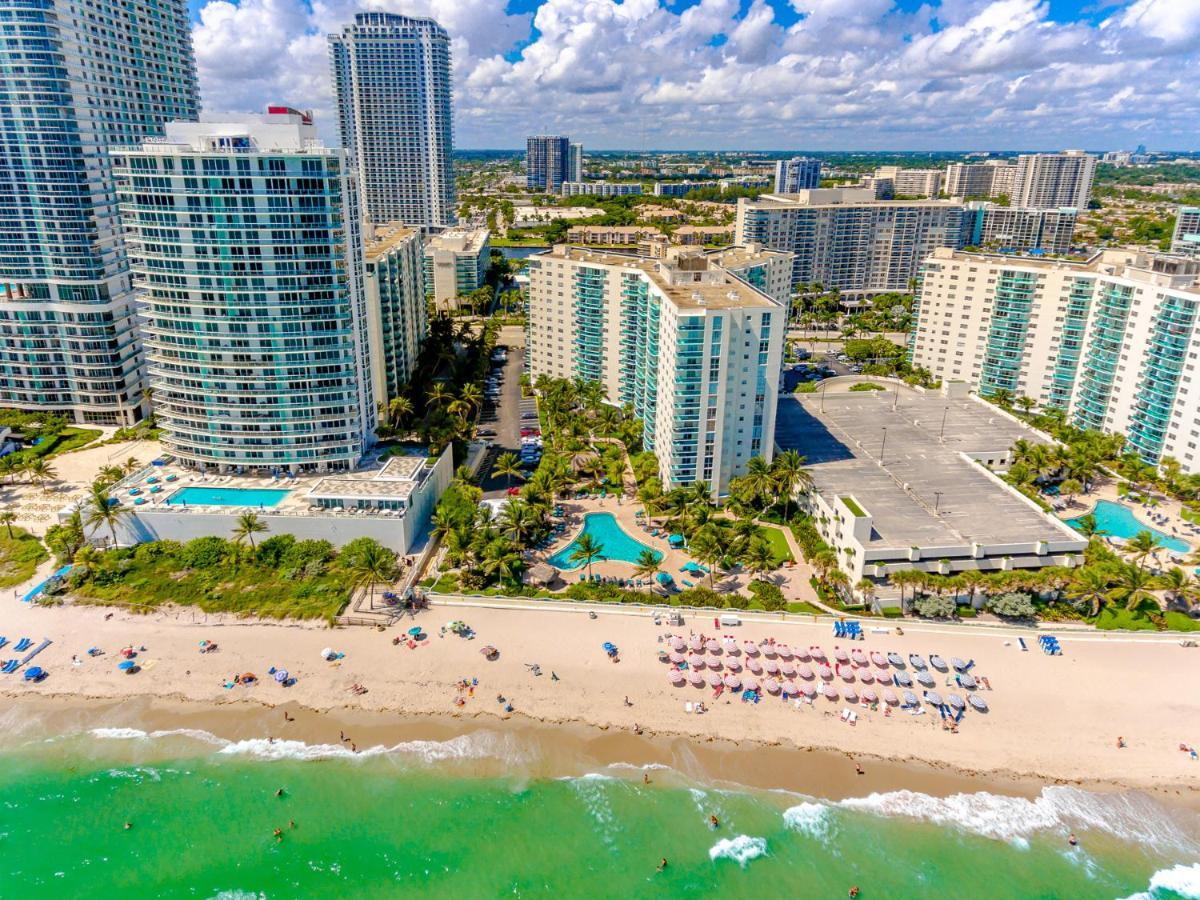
(1057, 478, 1195, 565)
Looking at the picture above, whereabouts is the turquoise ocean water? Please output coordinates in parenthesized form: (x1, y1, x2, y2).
(0, 726, 1197, 897)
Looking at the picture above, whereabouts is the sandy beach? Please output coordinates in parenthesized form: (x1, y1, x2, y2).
(2, 598, 1199, 802)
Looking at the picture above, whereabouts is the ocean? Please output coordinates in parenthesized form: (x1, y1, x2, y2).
(0, 725, 1197, 897)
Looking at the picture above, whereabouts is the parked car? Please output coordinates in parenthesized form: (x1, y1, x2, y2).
(478, 428, 496, 437)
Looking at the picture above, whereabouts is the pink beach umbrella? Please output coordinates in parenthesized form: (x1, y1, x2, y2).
(843, 686, 858, 703)
(882, 688, 899, 705)
(706, 639, 721, 654)
(670, 637, 686, 652)
(781, 680, 799, 696)
(743, 676, 760, 692)
(861, 688, 878, 703)
(811, 647, 827, 661)
(764, 659, 780, 675)
(797, 664, 815, 680)
(759, 642, 777, 657)
(822, 684, 839, 701)
(747, 658, 763, 674)
(689, 636, 704, 652)
(669, 651, 685, 664)
(689, 670, 705, 687)
(871, 651, 888, 668)
(689, 654, 706, 669)
(781, 661, 797, 677)
(776, 644, 793, 659)
(764, 677, 781, 694)
(840, 668, 856, 682)
(743, 641, 760, 656)
(817, 664, 833, 680)
(859, 670, 875, 684)
(708, 658, 723, 671)
(874, 669, 890, 683)
(851, 649, 869, 667)
(795, 648, 812, 662)
(834, 648, 850, 664)
(669, 669, 685, 685)
(707, 672, 723, 688)
(724, 674, 742, 690)
(801, 683, 817, 698)
(722, 637, 739, 654)
(726, 659, 742, 672)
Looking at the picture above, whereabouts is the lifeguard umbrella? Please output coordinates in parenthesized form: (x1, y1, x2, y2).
(670, 637, 686, 651)
(747, 658, 763, 674)
(871, 652, 888, 667)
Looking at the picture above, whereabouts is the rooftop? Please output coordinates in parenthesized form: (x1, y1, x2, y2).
(365, 222, 418, 260)
(425, 227, 489, 254)
(927, 247, 1200, 292)
(776, 384, 1079, 548)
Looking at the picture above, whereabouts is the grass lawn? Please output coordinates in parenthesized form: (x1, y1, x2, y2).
(0, 529, 49, 589)
(1093, 604, 1200, 632)
(786, 601, 826, 615)
(74, 555, 352, 620)
(1181, 506, 1200, 525)
(756, 526, 795, 566)
(9, 427, 102, 464)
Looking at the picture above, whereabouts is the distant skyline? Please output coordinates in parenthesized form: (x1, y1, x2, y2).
(191, 0, 1200, 152)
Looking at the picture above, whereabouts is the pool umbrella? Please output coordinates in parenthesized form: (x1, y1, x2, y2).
(723, 674, 742, 690)
(909, 654, 926, 669)
(924, 691, 943, 706)
(930, 655, 948, 670)
(743, 677, 760, 692)
(706, 639, 720, 653)
(810, 647, 827, 661)
(895, 671, 913, 687)
(670, 637, 686, 651)
(887, 652, 905, 667)
(669, 670, 685, 685)
(781, 680, 799, 695)
(851, 649, 868, 667)
(871, 652, 888, 667)
(747, 658, 763, 674)
(669, 534, 685, 547)
(860, 688, 878, 703)
(947, 693, 966, 709)
(969, 695, 989, 712)
(688, 654, 706, 669)
(764, 678, 781, 694)
(817, 664, 833, 680)
(859, 670, 874, 683)
(797, 664, 814, 680)
(117, 660, 135, 671)
(843, 686, 858, 703)
(743, 641, 759, 656)
(689, 670, 704, 686)
(776, 644, 793, 659)
(764, 659, 780, 674)
(657, 572, 674, 586)
(726, 660, 742, 672)
(801, 683, 817, 697)
(707, 672, 723, 687)
(882, 689, 899, 705)
(951, 657, 968, 671)
(959, 673, 978, 689)
(834, 648, 850, 664)
(916, 671, 935, 688)
(689, 636, 703, 651)
(274, 670, 288, 683)
(781, 662, 797, 677)
(669, 652, 685, 664)
(902, 691, 919, 707)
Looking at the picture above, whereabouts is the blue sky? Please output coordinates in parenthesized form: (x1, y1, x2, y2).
(189, 0, 1200, 150)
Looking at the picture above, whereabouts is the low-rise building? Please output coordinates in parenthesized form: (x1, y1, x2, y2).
(423, 227, 490, 308)
(653, 180, 719, 197)
(565, 225, 662, 246)
(561, 181, 643, 197)
(672, 225, 734, 245)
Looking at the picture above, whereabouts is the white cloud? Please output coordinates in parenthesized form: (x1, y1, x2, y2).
(190, 0, 1200, 149)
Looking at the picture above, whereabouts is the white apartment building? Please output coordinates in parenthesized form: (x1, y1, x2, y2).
(774, 157, 821, 193)
(113, 110, 375, 473)
(944, 161, 1017, 200)
(912, 248, 1200, 470)
(1173, 207, 1200, 257)
(873, 166, 943, 198)
(966, 205, 1077, 255)
(422, 228, 490, 308)
(561, 181, 643, 197)
(364, 224, 427, 408)
(735, 189, 968, 294)
(329, 13, 456, 227)
(0, 0, 198, 425)
(527, 246, 787, 495)
(1011, 151, 1097, 210)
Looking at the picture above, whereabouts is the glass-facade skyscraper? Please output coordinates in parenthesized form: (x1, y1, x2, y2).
(329, 13, 456, 228)
(0, 0, 198, 424)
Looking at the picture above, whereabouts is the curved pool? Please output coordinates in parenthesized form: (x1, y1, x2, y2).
(1066, 500, 1189, 553)
(547, 513, 662, 569)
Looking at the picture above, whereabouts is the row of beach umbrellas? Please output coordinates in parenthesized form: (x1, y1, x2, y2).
(668, 637, 977, 679)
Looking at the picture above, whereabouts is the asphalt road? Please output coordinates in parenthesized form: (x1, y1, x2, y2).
(477, 336, 538, 499)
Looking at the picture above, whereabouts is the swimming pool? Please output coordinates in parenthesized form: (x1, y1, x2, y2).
(547, 513, 662, 569)
(1066, 500, 1189, 553)
(166, 486, 290, 508)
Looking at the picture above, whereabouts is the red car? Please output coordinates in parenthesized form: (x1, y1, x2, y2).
(507, 487, 521, 496)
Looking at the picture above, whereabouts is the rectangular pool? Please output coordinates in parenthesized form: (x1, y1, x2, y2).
(165, 486, 291, 508)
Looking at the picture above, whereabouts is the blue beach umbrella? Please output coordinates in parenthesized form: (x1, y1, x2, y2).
(118, 660, 136, 671)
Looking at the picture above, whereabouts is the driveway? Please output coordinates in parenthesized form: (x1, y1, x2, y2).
(478, 327, 537, 499)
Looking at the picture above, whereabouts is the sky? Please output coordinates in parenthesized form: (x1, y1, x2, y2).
(189, 0, 1200, 151)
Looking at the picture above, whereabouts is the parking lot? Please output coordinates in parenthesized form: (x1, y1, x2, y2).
(477, 329, 541, 499)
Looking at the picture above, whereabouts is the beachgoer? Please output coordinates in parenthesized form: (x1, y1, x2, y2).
(124, 822, 133, 830)
(290, 820, 296, 830)
(848, 888, 859, 899)
(275, 788, 284, 797)
(624, 696, 633, 707)
(274, 828, 283, 841)
(340, 731, 347, 742)
(855, 763, 864, 776)
(633, 723, 643, 735)
(709, 815, 719, 829)
(551, 672, 559, 682)
(283, 711, 293, 722)
(1068, 833, 1078, 846)
(351, 743, 358, 753)
(1117, 736, 1126, 748)
(657, 858, 668, 872)
(643, 772, 650, 785)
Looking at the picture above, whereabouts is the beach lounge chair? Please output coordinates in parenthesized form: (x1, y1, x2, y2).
(0, 638, 7, 651)
(13, 638, 31, 653)
(1, 660, 18, 674)
(1018, 637, 1028, 651)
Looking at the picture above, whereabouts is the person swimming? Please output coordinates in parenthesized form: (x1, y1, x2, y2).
(848, 887, 860, 898)
(709, 815, 719, 829)
(275, 787, 285, 798)
(1068, 833, 1078, 846)
(657, 857, 668, 872)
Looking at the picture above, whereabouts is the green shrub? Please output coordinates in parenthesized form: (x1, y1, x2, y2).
(748, 579, 786, 611)
(283, 539, 335, 572)
(256, 534, 296, 567)
(675, 586, 725, 608)
(913, 594, 956, 618)
(880, 607, 904, 618)
(848, 382, 885, 392)
(725, 593, 750, 610)
(957, 606, 977, 618)
(794, 382, 818, 393)
(180, 536, 230, 569)
(987, 591, 1036, 619)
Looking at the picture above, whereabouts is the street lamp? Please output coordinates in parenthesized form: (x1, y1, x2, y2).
(939, 405, 949, 441)
(879, 426, 888, 464)
(934, 491, 943, 513)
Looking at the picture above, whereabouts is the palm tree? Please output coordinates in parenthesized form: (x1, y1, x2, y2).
(97, 464, 125, 487)
(856, 577, 878, 608)
(71, 544, 103, 580)
(459, 383, 484, 412)
(26, 457, 56, 489)
(1126, 530, 1162, 570)
(771, 450, 812, 520)
(1072, 512, 1100, 539)
(83, 481, 129, 548)
(1156, 566, 1195, 608)
(742, 539, 777, 583)
(740, 456, 776, 511)
(1068, 566, 1112, 617)
(342, 539, 398, 610)
(570, 532, 605, 580)
(481, 540, 524, 587)
(1059, 478, 1082, 507)
(427, 383, 453, 410)
(0, 508, 16, 539)
(123, 457, 140, 474)
(493, 452, 524, 489)
(1109, 561, 1158, 613)
(232, 512, 268, 550)
(498, 499, 537, 548)
(0, 455, 20, 485)
(387, 396, 414, 430)
(632, 549, 660, 582)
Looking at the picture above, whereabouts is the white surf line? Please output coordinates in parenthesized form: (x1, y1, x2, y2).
(425, 593, 1188, 645)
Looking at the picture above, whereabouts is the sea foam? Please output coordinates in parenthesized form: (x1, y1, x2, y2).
(708, 835, 767, 867)
(783, 801, 832, 840)
(838, 787, 1200, 851)
(1121, 863, 1200, 900)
